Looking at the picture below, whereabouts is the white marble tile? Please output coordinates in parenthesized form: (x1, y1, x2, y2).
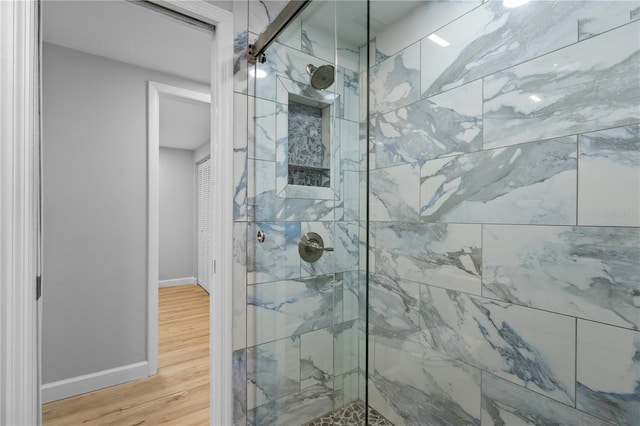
(233, 349, 247, 426)
(420, 0, 581, 98)
(340, 271, 359, 323)
(358, 70, 367, 123)
(374, 79, 483, 168)
(483, 21, 640, 149)
(337, 41, 360, 74)
(234, 143, 248, 222)
(370, 43, 421, 115)
(578, 0, 640, 41)
(248, 0, 288, 35)
(254, 58, 277, 102)
(420, 286, 576, 405)
(370, 163, 421, 222)
(233, 222, 247, 352)
(335, 221, 359, 273)
(371, 336, 481, 425)
(577, 320, 640, 425)
(375, 222, 482, 295)
(369, 274, 421, 344)
(373, 1, 482, 65)
(252, 98, 277, 161)
(578, 124, 640, 227)
(337, 67, 359, 122)
(275, 17, 301, 51)
(301, 22, 335, 65)
(483, 225, 640, 330)
(334, 320, 359, 377)
(249, 384, 333, 426)
(481, 372, 612, 426)
(269, 42, 334, 88)
(247, 336, 301, 408)
(334, 370, 360, 407)
(271, 197, 335, 222)
(233, 0, 249, 95)
(341, 171, 360, 222)
(339, 118, 361, 172)
(300, 327, 333, 389)
(247, 274, 334, 346)
(247, 221, 300, 285)
(234, 93, 249, 221)
(420, 137, 577, 225)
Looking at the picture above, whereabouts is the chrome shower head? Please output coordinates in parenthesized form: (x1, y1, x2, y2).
(306, 64, 335, 90)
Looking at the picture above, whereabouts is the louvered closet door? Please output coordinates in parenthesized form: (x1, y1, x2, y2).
(197, 158, 212, 291)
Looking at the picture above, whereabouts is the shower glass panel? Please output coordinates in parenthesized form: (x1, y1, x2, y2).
(248, 0, 369, 424)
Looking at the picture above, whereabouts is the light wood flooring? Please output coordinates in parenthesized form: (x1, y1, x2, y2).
(43, 285, 210, 425)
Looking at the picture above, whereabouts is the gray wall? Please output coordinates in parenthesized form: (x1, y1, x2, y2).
(42, 42, 207, 384)
(159, 147, 196, 281)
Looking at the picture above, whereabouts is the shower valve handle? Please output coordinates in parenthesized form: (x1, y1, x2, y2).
(298, 232, 333, 263)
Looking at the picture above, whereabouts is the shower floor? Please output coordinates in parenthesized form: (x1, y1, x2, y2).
(305, 400, 393, 426)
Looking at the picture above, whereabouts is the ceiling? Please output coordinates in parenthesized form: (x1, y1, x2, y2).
(43, 0, 214, 150)
(160, 97, 210, 150)
(43, 0, 214, 83)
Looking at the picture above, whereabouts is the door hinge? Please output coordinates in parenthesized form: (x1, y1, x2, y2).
(36, 275, 42, 300)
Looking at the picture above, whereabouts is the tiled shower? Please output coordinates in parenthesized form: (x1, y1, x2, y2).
(231, 1, 640, 425)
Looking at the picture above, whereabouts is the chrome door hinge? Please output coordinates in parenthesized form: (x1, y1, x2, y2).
(36, 275, 42, 300)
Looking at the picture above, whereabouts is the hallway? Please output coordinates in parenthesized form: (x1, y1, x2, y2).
(43, 285, 210, 425)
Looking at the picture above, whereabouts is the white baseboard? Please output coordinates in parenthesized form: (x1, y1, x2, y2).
(158, 276, 197, 288)
(42, 361, 149, 403)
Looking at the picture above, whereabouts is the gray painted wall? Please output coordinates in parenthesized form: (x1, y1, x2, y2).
(159, 147, 196, 281)
(42, 42, 207, 384)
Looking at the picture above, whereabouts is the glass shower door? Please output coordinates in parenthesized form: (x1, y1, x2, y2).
(247, 0, 369, 424)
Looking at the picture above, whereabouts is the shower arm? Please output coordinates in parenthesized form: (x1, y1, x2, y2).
(248, 0, 311, 64)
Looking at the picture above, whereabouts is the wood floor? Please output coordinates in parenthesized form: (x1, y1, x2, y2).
(43, 285, 210, 425)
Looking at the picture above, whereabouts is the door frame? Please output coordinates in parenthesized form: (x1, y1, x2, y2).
(147, 81, 211, 375)
(0, 1, 235, 424)
(0, 1, 40, 424)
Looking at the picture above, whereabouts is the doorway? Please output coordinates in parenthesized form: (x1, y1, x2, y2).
(38, 0, 217, 422)
(0, 0, 234, 423)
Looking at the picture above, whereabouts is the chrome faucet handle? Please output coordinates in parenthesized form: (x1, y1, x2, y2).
(299, 232, 333, 262)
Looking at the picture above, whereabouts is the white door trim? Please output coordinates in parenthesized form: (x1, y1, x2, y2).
(1, 0, 234, 424)
(0, 0, 41, 424)
(148, 2, 235, 424)
(147, 80, 211, 377)
(145, 2, 236, 425)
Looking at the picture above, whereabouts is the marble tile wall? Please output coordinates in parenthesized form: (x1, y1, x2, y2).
(232, 1, 367, 424)
(368, 1, 640, 425)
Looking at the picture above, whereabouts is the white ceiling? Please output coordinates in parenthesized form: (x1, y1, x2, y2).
(43, 0, 213, 150)
(43, 0, 214, 83)
(160, 97, 210, 150)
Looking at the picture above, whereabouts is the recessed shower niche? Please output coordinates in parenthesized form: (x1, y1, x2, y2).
(276, 76, 338, 200)
(287, 98, 330, 187)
